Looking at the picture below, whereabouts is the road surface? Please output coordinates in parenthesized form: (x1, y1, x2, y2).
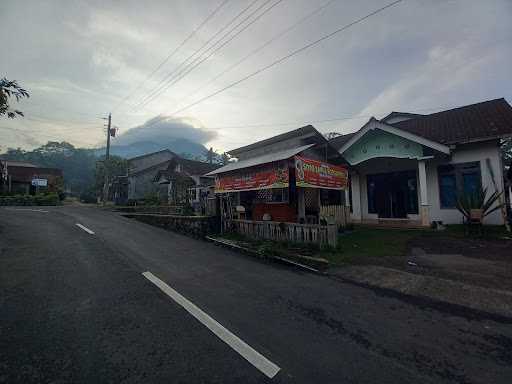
(1, 206, 511, 383)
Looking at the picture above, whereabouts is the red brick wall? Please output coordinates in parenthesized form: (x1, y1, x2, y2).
(252, 203, 296, 222)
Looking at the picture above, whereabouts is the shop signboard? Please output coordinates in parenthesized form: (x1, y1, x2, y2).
(215, 162, 289, 193)
(295, 156, 347, 190)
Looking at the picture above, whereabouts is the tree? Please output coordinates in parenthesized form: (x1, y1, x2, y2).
(206, 147, 214, 164)
(0, 78, 29, 118)
(94, 156, 128, 196)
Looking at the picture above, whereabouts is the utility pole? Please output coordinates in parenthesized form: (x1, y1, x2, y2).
(102, 113, 112, 205)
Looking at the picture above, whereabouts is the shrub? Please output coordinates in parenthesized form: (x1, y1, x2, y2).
(0, 192, 60, 206)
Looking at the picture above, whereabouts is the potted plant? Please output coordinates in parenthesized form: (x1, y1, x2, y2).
(455, 186, 504, 224)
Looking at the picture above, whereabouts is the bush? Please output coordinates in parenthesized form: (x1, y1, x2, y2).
(143, 192, 161, 206)
(0, 192, 60, 206)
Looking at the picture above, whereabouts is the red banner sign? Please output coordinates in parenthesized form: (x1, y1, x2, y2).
(295, 156, 348, 190)
(215, 162, 289, 193)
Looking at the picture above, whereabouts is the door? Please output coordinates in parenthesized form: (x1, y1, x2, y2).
(368, 171, 416, 218)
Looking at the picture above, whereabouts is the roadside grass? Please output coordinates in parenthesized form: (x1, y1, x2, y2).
(327, 227, 420, 266)
(215, 224, 511, 269)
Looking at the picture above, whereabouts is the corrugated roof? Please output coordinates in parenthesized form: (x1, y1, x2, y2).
(227, 125, 319, 156)
(205, 144, 314, 176)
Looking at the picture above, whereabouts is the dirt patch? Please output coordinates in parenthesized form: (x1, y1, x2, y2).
(408, 235, 512, 262)
(406, 235, 512, 291)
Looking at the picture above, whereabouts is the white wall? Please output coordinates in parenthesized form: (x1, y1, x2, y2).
(349, 140, 505, 225)
(426, 141, 504, 225)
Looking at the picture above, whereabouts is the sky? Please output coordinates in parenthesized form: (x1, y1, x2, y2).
(1, 0, 511, 154)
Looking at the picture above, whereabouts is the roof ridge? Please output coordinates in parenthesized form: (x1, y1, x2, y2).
(127, 148, 176, 161)
(418, 98, 506, 119)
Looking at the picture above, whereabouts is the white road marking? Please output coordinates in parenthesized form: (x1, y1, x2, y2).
(142, 271, 281, 379)
(4, 208, 49, 213)
(76, 223, 95, 235)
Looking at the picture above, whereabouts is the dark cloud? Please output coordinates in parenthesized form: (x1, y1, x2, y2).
(115, 115, 217, 146)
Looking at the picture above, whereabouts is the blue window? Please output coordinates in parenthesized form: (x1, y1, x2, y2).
(438, 162, 481, 208)
(439, 174, 457, 208)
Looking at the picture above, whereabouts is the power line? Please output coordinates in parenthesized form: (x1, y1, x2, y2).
(208, 113, 372, 130)
(24, 115, 100, 126)
(111, 0, 231, 112)
(135, 0, 284, 111)
(202, 101, 482, 132)
(176, 0, 337, 109)
(160, 0, 403, 122)
(130, 0, 263, 110)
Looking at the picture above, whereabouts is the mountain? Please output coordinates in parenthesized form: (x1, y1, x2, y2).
(96, 138, 207, 160)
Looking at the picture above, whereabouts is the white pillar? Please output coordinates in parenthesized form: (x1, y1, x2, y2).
(344, 188, 350, 207)
(297, 187, 305, 222)
(350, 173, 362, 222)
(418, 160, 429, 226)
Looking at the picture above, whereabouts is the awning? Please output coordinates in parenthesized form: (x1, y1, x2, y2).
(205, 144, 315, 176)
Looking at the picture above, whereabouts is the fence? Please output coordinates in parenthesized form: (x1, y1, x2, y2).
(320, 204, 351, 227)
(232, 219, 337, 248)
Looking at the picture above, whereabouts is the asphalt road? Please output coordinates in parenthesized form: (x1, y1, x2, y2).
(1, 206, 511, 383)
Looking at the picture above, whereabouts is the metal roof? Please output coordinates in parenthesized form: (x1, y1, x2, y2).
(227, 125, 318, 156)
(205, 144, 315, 176)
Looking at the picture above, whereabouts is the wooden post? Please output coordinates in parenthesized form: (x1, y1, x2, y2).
(327, 224, 337, 248)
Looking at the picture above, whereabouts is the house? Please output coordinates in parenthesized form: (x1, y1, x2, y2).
(126, 149, 176, 201)
(329, 98, 512, 226)
(206, 125, 349, 224)
(153, 157, 219, 212)
(0, 160, 63, 195)
(117, 149, 219, 209)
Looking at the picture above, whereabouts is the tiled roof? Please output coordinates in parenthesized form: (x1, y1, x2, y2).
(329, 98, 512, 149)
(391, 98, 512, 144)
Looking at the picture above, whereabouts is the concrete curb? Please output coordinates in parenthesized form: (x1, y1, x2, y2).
(205, 236, 325, 274)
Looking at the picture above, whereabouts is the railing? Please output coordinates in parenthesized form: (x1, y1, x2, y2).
(232, 219, 337, 248)
(320, 204, 351, 227)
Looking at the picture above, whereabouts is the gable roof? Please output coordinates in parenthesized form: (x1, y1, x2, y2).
(391, 98, 512, 144)
(329, 98, 512, 151)
(227, 125, 322, 156)
(381, 111, 423, 123)
(130, 160, 172, 176)
(337, 118, 450, 156)
(206, 144, 315, 176)
(128, 149, 176, 163)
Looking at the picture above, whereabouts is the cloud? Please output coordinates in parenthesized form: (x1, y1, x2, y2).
(114, 115, 217, 146)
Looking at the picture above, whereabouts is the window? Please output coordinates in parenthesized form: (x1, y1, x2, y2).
(255, 188, 289, 203)
(438, 162, 481, 208)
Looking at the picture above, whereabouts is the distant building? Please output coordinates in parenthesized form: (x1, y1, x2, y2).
(153, 157, 219, 212)
(0, 160, 63, 195)
(113, 149, 220, 209)
(126, 149, 175, 201)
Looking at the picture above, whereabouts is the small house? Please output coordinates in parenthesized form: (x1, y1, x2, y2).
(329, 98, 512, 226)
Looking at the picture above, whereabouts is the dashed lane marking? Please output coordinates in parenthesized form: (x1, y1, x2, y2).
(76, 223, 95, 235)
(142, 271, 281, 379)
